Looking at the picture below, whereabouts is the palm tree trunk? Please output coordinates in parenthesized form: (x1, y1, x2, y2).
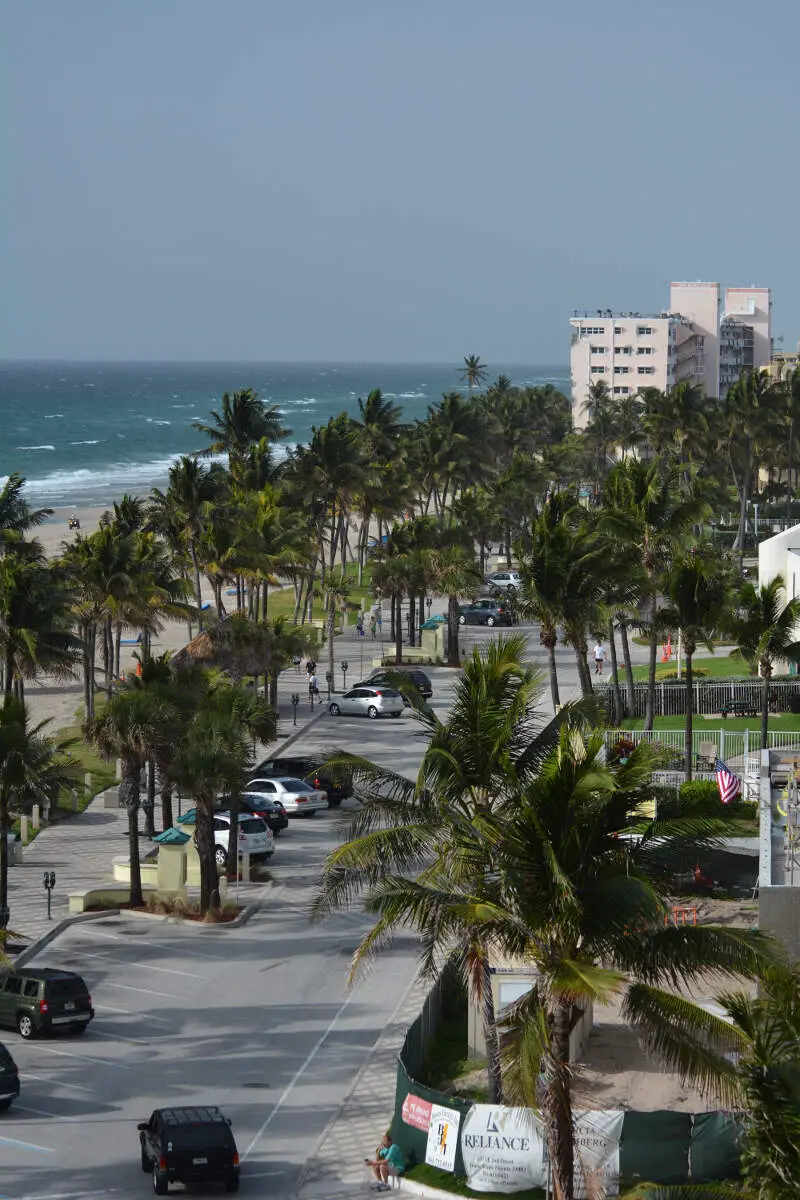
(226, 791, 241, 877)
(447, 594, 461, 667)
(481, 958, 503, 1104)
(327, 606, 336, 693)
(620, 617, 635, 720)
(103, 619, 112, 697)
(194, 799, 217, 915)
(570, 632, 593, 697)
(4, 648, 14, 697)
(786, 418, 794, 528)
(608, 617, 623, 726)
(114, 623, 122, 681)
(82, 624, 92, 717)
(761, 666, 771, 752)
(121, 764, 144, 907)
(541, 627, 560, 711)
(395, 595, 403, 665)
(0, 791, 9, 926)
(159, 775, 174, 833)
(145, 759, 156, 837)
(408, 594, 416, 648)
(189, 542, 204, 630)
(545, 1000, 575, 1200)
(644, 595, 659, 731)
(684, 646, 694, 781)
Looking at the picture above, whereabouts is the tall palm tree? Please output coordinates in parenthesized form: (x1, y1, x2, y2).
(0, 473, 52, 554)
(313, 635, 576, 1102)
(730, 575, 800, 749)
(0, 698, 78, 928)
(426, 540, 481, 667)
(193, 389, 289, 483)
(86, 689, 172, 906)
(664, 551, 730, 779)
(319, 569, 359, 693)
(459, 354, 489, 399)
(0, 555, 81, 699)
(723, 370, 782, 557)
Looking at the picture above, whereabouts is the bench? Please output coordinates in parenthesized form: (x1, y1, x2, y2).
(721, 700, 759, 719)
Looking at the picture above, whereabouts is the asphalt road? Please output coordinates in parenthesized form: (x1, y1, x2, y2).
(0, 671, 471, 1200)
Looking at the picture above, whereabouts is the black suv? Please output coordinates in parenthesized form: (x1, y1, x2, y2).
(458, 599, 515, 626)
(0, 968, 93, 1039)
(234, 794, 289, 836)
(0, 1040, 20, 1111)
(365, 668, 433, 699)
(252, 754, 352, 807)
(139, 1106, 240, 1194)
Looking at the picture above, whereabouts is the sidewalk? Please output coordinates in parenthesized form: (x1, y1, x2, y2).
(297, 970, 430, 1200)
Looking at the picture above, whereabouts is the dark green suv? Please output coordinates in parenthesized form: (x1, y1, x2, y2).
(0, 1040, 20, 1111)
(139, 1106, 240, 1194)
(0, 968, 94, 1039)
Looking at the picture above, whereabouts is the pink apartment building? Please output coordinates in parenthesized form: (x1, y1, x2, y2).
(569, 281, 771, 429)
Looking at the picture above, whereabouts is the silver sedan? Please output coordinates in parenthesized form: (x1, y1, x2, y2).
(242, 777, 329, 816)
(328, 685, 404, 719)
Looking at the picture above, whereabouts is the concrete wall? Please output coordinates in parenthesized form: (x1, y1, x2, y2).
(759, 886, 800, 962)
(468, 969, 593, 1063)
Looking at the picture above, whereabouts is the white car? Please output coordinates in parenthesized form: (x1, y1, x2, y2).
(243, 777, 329, 816)
(486, 570, 521, 594)
(212, 812, 274, 865)
(328, 685, 404, 719)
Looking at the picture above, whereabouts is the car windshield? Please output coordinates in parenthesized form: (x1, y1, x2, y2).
(281, 780, 312, 793)
(240, 817, 266, 834)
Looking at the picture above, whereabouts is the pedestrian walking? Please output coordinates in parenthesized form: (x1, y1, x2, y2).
(357, 614, 365, 639)
(292, 655, 302, 674)
(593, 640, 606, 675)
(369, 616, 377, 640)
(376, 611, 382, 637)
(308, 672, 322, 706)
(305, 658, 317, 678)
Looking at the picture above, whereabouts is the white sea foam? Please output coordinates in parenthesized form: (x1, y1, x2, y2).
(18, 444, 56, 451)
(397, 391, 426, 399)
(44, 413, 64, 419)
(70, 440, 101, 446)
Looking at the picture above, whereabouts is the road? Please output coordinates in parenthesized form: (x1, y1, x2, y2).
(0, 667, 466, 1200)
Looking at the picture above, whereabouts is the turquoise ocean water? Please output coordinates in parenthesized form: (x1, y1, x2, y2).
(0, 361, 569, 507)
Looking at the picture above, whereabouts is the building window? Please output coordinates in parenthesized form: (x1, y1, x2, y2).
(613, 386, 630, 394)
(591, 366, 606, 374)
(616, 346, 632, 355)
(614, 366, 630, 375)
(637, 346, 653, 355)
(581, 326, 605, 335)
(637, 326, 654, 335)
(590, 345, 606, 354)
(638, 366, 655, 375)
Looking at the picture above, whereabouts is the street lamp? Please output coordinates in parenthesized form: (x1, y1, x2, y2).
(341, 660, 349, 691)
(43, 870, 56, 920)
(290, 693, 300, 726)
(426, 597, 432, 618)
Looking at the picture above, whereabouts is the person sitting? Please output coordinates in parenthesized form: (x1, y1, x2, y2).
(366, 1133, 406, 1190)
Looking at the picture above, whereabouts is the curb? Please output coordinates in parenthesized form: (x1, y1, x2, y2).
(13, 909, 121, 966)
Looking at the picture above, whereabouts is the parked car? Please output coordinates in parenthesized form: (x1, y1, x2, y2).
(362, 668, 433, 700)
(459, 599, 516, 627)
(251, 753, 352, 806)
(0, 1041, 20, 1111)
(138, 1106, 240, 1195)
(237, 794, 289, 836)
(0, 968, 94, 1039)
(212, 813, 273, 865)
(485, 569, 521, 594)
(241, 776, 329, 816)
(328, 685, 404, 719)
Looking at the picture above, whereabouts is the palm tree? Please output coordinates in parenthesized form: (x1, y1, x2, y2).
(459, 354, 489, 399)
(426, 541, 481, 667)
(193, 389, 289, 483)
(730, 576, 800, 749)
(149, 456, 228, 628)
(85, 689, 172, 907)
(0, 473, 52, 554)
(664, 551, 730, 779)
(319, 569, 359, 694)
(723, 370, 782, 557)
(0, 555, 81, 699)
(313, 635, 576, 1102)
(0, 698, 78, 928)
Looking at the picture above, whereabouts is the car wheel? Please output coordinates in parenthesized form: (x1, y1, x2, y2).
(487, 616, 496, 627)
(226, 1175, 240, 1194)
(328, 797, 342, 808)
(329, 702, 341, 716)
(367, 705, 379, 719)
(17, 1013, 34, 1039)
(153, 1167, 169, 1195)
(215, 845, 227, 867)
(391, 711, 402, 718)
(458, 614, 466, 625)
(0, 1097, 13, 1112)
(141, 1148, 151, 1173)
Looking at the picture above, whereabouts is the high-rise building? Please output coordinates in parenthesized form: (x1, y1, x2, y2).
(569, 281, 771, 428)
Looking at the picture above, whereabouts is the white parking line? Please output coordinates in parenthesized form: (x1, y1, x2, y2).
(90, 1028, 161, 1047)
(92, 1002, 170, 1025)
(27, 1044, 133, 1071)
(13, 1103, 80, 1123)
(21, 1072, 98, 1095)
(61, 949, 204, 979)
(0, 1132, 54, 1154)
(243, 989, 355, 1161)
(76, 925, 230, 961)
(103, 980, 181, 1000)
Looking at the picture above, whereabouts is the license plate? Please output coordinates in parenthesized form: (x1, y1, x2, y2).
(65, 1001, 75, 1011)
(193, 1157, 208, 1165)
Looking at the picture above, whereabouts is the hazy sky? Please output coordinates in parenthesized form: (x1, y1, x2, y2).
(3, 0, 799, 362)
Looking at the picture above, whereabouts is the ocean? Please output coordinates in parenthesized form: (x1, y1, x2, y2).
(0, 361, 569, 508)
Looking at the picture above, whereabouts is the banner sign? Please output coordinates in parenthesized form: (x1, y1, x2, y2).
(461, 1105, 544, 1192)
(461, 1105, 625, 1194)
(401, 1093, 433, 1132)
(425, 1104, 462, 1172)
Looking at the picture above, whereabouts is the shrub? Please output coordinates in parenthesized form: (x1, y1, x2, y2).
(679, 779, 755, 820)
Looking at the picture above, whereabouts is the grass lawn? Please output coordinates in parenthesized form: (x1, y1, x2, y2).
(620, 713, 800, 734)
(265, 562, 376, 624)
(612, 655, 753, 683)
(11, 722, 117, 842)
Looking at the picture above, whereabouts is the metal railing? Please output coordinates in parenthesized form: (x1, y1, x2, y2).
(606, 728, 800, 761)
(598, 679, 800, 718)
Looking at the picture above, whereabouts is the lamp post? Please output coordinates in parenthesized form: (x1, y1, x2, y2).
(43, 870, 56, 920)
(341, 660, 349, 691)
(291, 693, 299, 726)
(325, 671, 332, 700)
(426, 597, 432, 619)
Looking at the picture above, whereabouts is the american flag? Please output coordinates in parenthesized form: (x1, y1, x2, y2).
(715, 757, 741, 805)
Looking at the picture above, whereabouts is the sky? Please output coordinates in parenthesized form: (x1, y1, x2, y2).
(3, 0, 799, 363)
